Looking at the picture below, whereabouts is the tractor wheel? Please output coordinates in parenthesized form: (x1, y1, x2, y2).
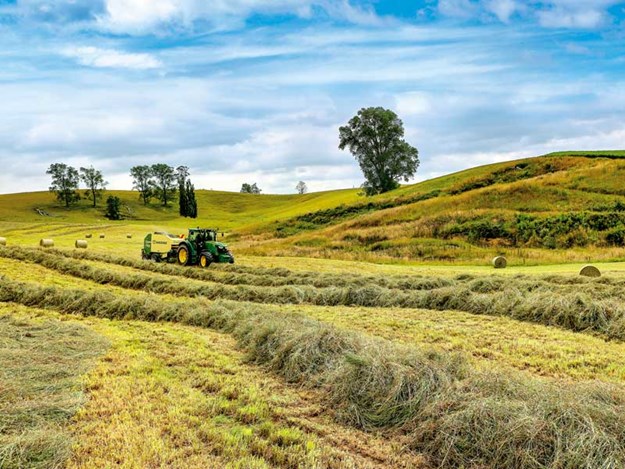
(151, 253, 160, 263)
(178, 245, 190, 266)
(199, 253, 212, 268)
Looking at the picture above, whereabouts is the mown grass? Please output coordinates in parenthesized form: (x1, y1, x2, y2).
(2, 273, 625, 468)
(9, 246, 625, 343)
(66, 314, 414, 468)
(0, 304, 108, 469)
(6, 254, 625, 385)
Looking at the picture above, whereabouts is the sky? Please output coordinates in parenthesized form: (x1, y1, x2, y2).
(0, 0, 624, 195)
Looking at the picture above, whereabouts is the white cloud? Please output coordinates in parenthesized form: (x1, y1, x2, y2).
(96, 0, 384, 33)
(395, 92, 432, 116)
(537, 7, 606, 28)
(438, 0, 479, 18)
(63, 46, 162, 69)
(484, 0, 518, 22)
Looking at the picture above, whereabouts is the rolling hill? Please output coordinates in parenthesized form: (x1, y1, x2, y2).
(2, 151, 625, 265)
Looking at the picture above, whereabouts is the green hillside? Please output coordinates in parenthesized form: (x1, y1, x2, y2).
(236, 152, 625, 264)
(2, 151, 625, 265)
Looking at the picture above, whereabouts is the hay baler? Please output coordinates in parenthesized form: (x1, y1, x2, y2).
(142, 228, 234, 267)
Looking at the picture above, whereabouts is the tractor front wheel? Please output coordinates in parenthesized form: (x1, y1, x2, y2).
(199, 253, 212, 268)
(178, 245, 190, 266)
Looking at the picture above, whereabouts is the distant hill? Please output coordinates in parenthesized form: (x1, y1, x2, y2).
(2, 151, 625, 265)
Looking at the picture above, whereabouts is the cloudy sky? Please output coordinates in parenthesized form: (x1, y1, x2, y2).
(0, 0, 624, 194)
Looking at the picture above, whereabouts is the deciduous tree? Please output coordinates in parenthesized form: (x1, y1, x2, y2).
(80, 166, 107, 207)
(130, 165, 153, 205)
(339, 107, 419, 195)
(151, 164, 177, 207)
(46, 163, 80, 207)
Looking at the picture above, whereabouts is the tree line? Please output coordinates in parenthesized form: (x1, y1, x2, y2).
(46, 163, 198, 220)
(46, 106, 420, 218)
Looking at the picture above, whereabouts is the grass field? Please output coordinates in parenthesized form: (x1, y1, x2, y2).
(4, 151, 625, 468)
(2, 243, 625, 467)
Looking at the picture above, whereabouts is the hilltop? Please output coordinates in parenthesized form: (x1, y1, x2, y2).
(2, 151, 625, 265)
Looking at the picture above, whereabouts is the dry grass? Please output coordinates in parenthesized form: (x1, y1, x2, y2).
(2, 273, 625, 468)
(0, 304, 108, 469)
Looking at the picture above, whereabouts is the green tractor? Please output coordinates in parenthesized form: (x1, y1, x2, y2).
(177, 228, 234, 267)
(142, 228, 234, 267)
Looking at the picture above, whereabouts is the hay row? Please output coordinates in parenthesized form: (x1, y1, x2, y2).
(0, 275, 624, 468)
(3, 246, 625, 341)
(54, 248, 457, 291)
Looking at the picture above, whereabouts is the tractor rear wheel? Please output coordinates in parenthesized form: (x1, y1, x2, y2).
(178, 245, 190, 266)
(199, 253, 212, 268)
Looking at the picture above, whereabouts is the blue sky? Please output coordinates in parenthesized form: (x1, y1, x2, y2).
(0, 0, 624, 194)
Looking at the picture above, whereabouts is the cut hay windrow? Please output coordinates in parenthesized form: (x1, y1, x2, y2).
(4, 246, 625, 341)
(31, 246, 623, 292)
(43, 247, 458, 290)
(0, 275, 624, 468)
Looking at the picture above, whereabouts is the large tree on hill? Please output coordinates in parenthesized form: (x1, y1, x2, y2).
(339, 107, 419, 196)
(151, 164, 177, 207)
(79, 166, 107, 207)
(130, 165, 153, 205)
(47, 163, 80, 207)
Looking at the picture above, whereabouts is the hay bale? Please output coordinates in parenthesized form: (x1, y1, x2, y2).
(580, 265, 601, 278)
(0, 237, 5, 246)
(492, 256, 507, 269)
(85, 234, 92, 239)
(75, 240, 88, 249)
(126, 234, 132, 239)
(99, 234, 105, 239)
(39, 239, 54, 248)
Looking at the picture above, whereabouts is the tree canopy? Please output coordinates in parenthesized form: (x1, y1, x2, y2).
(130, 165, 153, 205)
(176, 166, 197, 218)
(240, 183, 261, 194)
(339, 107, 419, 195)
(47, 163, 80, 207)
(295, 181, 308, 194)
(151, 164, 177, 207)
(79, 166, 107, 207)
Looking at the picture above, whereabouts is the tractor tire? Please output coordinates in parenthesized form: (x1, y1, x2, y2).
(178, 245, 190, 266)
(199, 253, 212, 268)
(151, 253, 161, 263)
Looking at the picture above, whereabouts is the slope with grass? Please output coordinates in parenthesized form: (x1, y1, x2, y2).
(2, 151, 625, 265)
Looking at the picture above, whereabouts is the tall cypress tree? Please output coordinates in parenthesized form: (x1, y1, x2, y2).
(176, 166, 189, 217)
(186, 180, 198, 219)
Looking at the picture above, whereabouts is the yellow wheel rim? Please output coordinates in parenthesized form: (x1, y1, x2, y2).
(179, 249, 188, 264)
(200, 256, 206, 267)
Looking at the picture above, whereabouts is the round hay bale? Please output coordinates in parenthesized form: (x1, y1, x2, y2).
(99, 234, 105, 239)
(126, 234, 132, 239)
(580, 265, 601, 278)
(492, 256, 507, 269)
(39, 239, 54, 248)
(0, 237, 6, 246)
(75, 240, 88, 249)
(85, 234, 92, 239)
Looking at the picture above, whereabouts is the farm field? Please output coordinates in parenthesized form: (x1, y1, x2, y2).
(4, 153, 625, 467)
(3, 244, 625, 467)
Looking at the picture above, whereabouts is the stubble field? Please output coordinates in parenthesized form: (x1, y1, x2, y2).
(3, 227, 625, 468)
